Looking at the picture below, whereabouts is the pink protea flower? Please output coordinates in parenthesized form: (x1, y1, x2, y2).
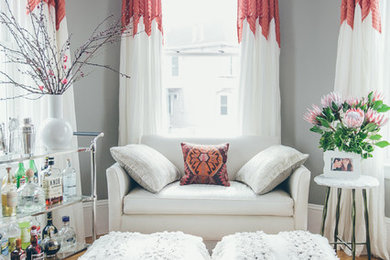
(346, 97, 359, 107)
(372, 90, 384, 102)
(61, 78, 68, 85)
(304, 104, 322, 125)
(343, 108, 365, 128)
(365, 108, 388, 127)
(321, 92, 343, 109)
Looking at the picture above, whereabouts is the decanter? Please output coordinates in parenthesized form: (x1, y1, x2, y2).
(41, 158, 63, 206)
(1, 167, 17, 217)
(62, 159, 77, 201)
(42, 228, 60, 259)
(25, 226, 43, 260)
(17, 169, 45, 214)
(58, 216, 76, 252)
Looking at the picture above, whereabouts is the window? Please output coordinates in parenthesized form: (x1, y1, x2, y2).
(162, 0, 239, 137)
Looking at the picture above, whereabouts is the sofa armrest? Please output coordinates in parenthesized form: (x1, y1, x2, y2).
(106, 163, 134, 231)
(287, 165, 311, 230)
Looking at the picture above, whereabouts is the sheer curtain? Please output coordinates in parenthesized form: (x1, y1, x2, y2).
(237, 0, 281, 140)
(118, 0, 164, 145)
(324, 0, 388, 258)
(0, 0, 84, 243)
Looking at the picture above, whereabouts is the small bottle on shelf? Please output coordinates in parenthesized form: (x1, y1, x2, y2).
(42, 228, 60, 259)
(62, 159, 77, 201)
(17, 169, 45, 214)
(2, 167, 17, 217)
(18, 220, 31, 250)
(8, 218, 21, 253)
(15, 162, 26, 189)
(58, 216, 76, 252)
(25, 226, 43, 260)
(42, 158, 63, 206)
(42, 212, 57, 240)
(0, 226, 8, 258)
(10, 238, 25, 260)
(28, 160, 38, 185)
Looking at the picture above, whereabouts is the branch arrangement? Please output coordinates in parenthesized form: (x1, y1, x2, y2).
(0, 0, 132, 99)
(304, 91, 390, 159)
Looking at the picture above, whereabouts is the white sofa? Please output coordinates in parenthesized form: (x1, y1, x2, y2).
(106, 135, 311, 245)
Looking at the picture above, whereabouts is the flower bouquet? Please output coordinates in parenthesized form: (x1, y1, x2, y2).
(304, 91, 390, 160)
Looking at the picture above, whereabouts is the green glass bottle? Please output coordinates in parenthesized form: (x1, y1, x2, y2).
(29, 160, 38, 184)
(15, 162, 26, 189)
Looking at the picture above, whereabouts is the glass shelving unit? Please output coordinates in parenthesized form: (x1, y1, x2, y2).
(0, 132, 104, 259)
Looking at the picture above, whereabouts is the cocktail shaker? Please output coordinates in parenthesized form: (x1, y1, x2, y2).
(22, 118, 35, 155)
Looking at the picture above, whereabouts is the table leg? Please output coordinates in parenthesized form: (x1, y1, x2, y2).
(321, 187, 331, 236)
(352, 189, 356, 260)
(334, 188, 342, 251)
(362, 189, 371, 260)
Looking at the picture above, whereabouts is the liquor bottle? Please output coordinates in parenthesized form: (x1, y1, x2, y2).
(28, 160, 38, 185)
(42, 228, 60, 259)
(39, 158, 49, 187)
(62, 159, 77, 201)
(15, 162, 26, 189)
(25, 226, 43, 260)
(58, 216, 76, 252)
(30, 217, 41, 246)
(8, 218, 21, 253)
(17, 169, 45, 214)
(10, 238, 25, 260)
(42, 213, 57, 240)
(18, 221, 30, 250)
(42, 158, 63, 206)
(0, 226, 8, 258)
(2, 167, 17, 217)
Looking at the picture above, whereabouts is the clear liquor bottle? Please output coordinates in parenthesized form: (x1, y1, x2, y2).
(17, 169, 45, 214)
(2, 167, 17, 217)
(58, 216, 76, 252)
(15, 162, 26, 189)
(41, 158, 63, 206)
(62, 159, 77, 201)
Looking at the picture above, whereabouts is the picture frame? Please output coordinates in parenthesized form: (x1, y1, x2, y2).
(323, 151, 361, 179)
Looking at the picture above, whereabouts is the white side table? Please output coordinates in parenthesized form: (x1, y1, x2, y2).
(314, 174, 379, 260)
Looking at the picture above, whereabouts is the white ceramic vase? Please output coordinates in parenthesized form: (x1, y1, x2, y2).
(323, 150, 361, 179)
(40, 95, 73, 150)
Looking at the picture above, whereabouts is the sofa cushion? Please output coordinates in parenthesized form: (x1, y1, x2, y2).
(141, 135, 280, 180)
(123, 181, 293, 216)
(180, 142, 230, 186)
(236, 145, 309, 195)
(110, 144, 181, 193)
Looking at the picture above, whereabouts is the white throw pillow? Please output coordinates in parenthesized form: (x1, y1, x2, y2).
(235, 145, 308, 195)
(110, 144, 181, 193)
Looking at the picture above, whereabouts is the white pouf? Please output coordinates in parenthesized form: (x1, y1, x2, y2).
(80, 231, 210, 260)
(212, 231, 338, 260)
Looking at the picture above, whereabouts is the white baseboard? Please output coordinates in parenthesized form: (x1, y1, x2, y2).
(83, 199, 109, 237)
(83, 200, 390, 247)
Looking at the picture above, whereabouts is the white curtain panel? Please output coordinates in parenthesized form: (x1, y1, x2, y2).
(0, 0, 84, 244)
(324, 3, 388, 259)
(238, 19, 281, 140)
(118, 18, 164, 145)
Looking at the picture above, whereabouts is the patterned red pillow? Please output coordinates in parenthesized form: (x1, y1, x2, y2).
(180, 142, 230, 186)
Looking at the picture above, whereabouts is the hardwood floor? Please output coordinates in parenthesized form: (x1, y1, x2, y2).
(64, 237, 378, 260)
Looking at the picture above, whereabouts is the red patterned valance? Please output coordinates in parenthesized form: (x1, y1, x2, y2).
(237, 0, 280, 46)
(122, 0, 163, 36)
(27, 0, 66, 31)
(340, 0, 381, 32)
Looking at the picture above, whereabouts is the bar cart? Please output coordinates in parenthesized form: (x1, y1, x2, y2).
(0, 132, 103, 259)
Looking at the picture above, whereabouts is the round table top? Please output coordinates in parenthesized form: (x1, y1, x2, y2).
(314, 174, 379, 189)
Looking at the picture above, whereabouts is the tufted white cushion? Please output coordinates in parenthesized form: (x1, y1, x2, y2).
(110, 144, 181, 193)
(123, 181, 293, 216)
(236, 145, 308, 195)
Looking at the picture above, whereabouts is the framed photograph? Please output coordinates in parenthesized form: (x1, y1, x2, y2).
(323, 151, 361, 179)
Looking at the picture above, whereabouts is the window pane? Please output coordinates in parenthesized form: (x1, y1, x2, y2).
(162, 0, 239, 137)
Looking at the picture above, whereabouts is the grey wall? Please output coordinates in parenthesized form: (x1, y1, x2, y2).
(67, 0, 122, 199)
(65, 0, 390, 215)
